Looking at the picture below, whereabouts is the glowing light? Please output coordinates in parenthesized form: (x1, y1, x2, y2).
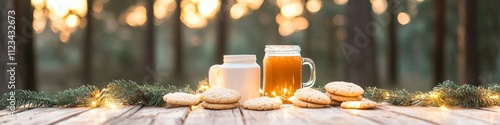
(280, 1, 303, 18)
(416, 0, 424, 3)
(334, 0, 348, 5)
(154, 0, 176, 19)
(33, 18, 46, 33)
(230, 3, 248, 19)
(397, 12, 410, 25)
(489, 95, 499, 99)
(181, 12, 208, 28)
(440, 105, 448, 110)
(247, 0, 263, 10)
(278, 23, 294, 36)
(306, 0, 322, 13)
(371, 0, 387, 14)
(272, 91, 277, 96)
(288, 96, 296, 101)
(429, 92, 439, 98)
(292, 16, 308, 30)
(198, 0, 220, 18)
(31, 0, 45, 9)
(91, 101, 97, 107)
(126, 6, 147, 27)
(65, 14, 80, 28)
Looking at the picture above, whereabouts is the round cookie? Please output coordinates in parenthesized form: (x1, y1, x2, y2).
(325, 81, 364, 96)
(163, 92, 200, 106)
(243, 97, 282, 110)
(291, 98, 327, 108)
(340, 101, 377, 109)
(330, 100, 342, 106)
(326, 92, 362, 102)
(201, 88, 241, 104)
(294, 88, 331, 105)
(200, 102, 240, 110)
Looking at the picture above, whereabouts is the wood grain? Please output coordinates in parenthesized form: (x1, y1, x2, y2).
(443, 107, 500, 124)
(293, 106, 381, 125)
(4, 108, 89, 125)
(106, 107, 189, 125)
(184, 107, 244, 125)
(339, 107, 435, 125)
(54, 106, 140, 125)
(380, 105, 490, 125)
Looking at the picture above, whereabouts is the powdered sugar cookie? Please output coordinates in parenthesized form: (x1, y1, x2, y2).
(163, 92, 200, 106)
(291, 98, 327, 108)
(200, 102, 240, 110)
(325, 81, 364, 96)
(201, 88, 241, 104)
(294, 88, 331, 105)
(243, 97, 282, 110)
(340, 100, 377, 109)
(326, 92, 362, 102)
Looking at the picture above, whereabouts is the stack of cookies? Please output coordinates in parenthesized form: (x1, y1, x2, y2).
(200, 88, 241, 110)
(324, 81, 364, 106)
(291, 88, 331, 108)
(162, 92, 200, 107)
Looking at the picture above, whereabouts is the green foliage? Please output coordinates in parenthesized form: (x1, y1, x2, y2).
(1, 80, 194, 108)
(364, 80, 500, 108)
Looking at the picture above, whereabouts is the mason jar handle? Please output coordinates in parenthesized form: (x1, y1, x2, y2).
(302, 58, 316, 88)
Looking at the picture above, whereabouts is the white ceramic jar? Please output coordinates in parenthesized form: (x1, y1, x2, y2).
(209, 55, 261, 103)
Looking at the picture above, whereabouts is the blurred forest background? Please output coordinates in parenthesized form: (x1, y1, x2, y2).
(0, 0, 499, 96)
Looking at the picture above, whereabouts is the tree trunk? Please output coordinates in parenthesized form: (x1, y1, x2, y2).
(172, 0, 184, 80)
(433, 0, 445, 86)
(457, 0, 479, 85)
(83, 0, 93, 85)
(344, 0, 378, 87)
(304, 9, 312, 58)
(14, 0, 36, 91)
(387, 0, 398, 85)
(144, 0, 155, 83)
(215, 0, 228, 64)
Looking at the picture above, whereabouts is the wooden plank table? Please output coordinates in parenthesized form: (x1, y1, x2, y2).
(1, 104, 499, 125)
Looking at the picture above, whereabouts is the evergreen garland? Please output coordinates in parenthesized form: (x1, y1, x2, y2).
(363, 80, 500, 108)
(1, 80, 193, 108)
(2, 80, 499, 109)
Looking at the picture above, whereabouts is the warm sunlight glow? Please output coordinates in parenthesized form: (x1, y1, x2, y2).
(371, 0, 387, 14)
(397, 12, 411, 25)
(306, 0, 322, 13)
(230, 3, 248, 19)
(334, 0, 348, 5)
(440, 105, 448, 110)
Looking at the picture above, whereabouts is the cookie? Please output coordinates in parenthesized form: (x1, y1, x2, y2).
(200, 102, 240, 110)
(243, 97, 282, 110)
(340, 100, 377, 109)
(201, 88, 241, 104)
(326, 92, 362, 102)
(294, 88, 331, 105)
(291, 98, 327, 108)
(325, 81, 364, 96)
(330, 100, 342, 106)
(162, 92, 200, 106)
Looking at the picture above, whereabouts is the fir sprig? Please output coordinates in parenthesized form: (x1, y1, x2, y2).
(1, 80, 194, 108)
(363, 80, 500, 108)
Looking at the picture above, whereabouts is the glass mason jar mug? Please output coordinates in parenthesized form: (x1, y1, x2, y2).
(263, 45, 316, 103)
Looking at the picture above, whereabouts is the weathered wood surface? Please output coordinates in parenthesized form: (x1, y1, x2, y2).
(1, 105, 500, 125)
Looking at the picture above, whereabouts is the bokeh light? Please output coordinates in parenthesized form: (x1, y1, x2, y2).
(371, 0, 387, 14)
(334, 0, 348, 5)
(179, 0, 220, 28)
(230, 3, 248, 20)
(306, 0, 322, 13)
(397, 12, 411, 25)
(31, 0, 88, 43)
(276, 0, 309, 36)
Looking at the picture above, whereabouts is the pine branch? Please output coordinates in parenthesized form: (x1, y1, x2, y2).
(53, 85, 99, 107)
(1, 90, 55, 107)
